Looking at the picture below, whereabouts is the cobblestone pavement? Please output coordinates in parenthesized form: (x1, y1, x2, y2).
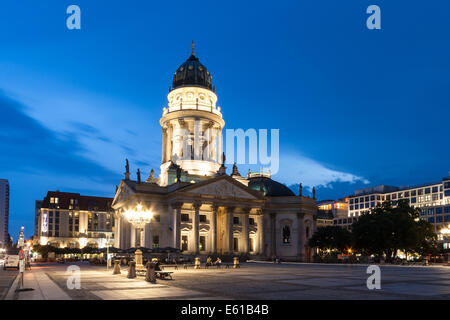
(6, 262, 450, 300)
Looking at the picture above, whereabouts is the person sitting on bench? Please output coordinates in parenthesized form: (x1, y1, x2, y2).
(153, 259, 162, 271)
(214, 257, 222, 268)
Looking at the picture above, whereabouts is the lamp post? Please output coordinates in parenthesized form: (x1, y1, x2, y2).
(124, 204, 153, 270)
(106, 233, 110, 270)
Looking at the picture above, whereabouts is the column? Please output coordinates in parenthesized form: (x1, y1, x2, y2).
(166, 124, 173, 162)
(211, 128, 217, 162)
(144, 223, 152, 248)
(227, 207, 234, 255)
(114, 216, 121, 248)
(124, 220, 131, 249)
(120, 217, 126, 249)
(297, 212, 305, 261)
(162, 127, 167, 163)
(172, 203, 182, 249)
(217, 128, 222, 163)
(257, 213, 264, 255)
(270, 212, 276, 258)
(193, 202, 201, 254)
(225, 207, 234, 255)
(194, 120, 202, 161)
(211, 204, 218, 254)
(242, 209, 250, 254)
(130, 225, 136, 248)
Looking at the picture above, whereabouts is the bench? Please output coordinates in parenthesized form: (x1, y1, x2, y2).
(155, 271, 173, 280)
(160, 264, 178, 270)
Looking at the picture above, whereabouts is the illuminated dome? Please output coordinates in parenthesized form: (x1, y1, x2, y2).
(172, 41, 213, 91)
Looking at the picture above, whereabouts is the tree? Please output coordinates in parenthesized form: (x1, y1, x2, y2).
(411, 219, 438, 257)
(32, 244, 58, 259)
(309, 226, 353, 254)
(352, 199, 437, 261)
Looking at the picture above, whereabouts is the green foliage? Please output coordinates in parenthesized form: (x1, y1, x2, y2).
(32, 244, 82, 257)
(309, 226, 353, 253)
(32, 244, 59, 258)
(351, 199, 437, 260)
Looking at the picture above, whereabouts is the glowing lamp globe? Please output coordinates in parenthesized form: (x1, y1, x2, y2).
(124, 204, 153, 228)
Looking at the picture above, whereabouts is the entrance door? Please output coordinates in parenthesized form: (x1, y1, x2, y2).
(181, 235, 188, 251)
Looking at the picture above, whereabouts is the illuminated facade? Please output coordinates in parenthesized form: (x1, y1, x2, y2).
(112, 44, 317, 261)
(34, 191, 114, 248)
(316, 199, 351, 229)
(347, 175, 450, 232)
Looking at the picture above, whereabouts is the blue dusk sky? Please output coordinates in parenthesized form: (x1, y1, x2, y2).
(1, 0, 449, 239)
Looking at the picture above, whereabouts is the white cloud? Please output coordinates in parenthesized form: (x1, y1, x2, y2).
(273, 151, 369, 188)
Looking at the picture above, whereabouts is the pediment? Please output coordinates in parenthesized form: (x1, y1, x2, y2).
(112, 181, 135, 208)
(182, 177, 262, 200)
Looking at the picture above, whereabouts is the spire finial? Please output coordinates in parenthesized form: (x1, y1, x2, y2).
(191, 40, 195, 56)
(124, 158, 130, 180)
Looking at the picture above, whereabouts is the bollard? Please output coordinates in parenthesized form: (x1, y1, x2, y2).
(135, 249, 144, 270)
(145, 262, 156, 283)
(194, 257, 201, 269)
(233, 257, 240, 269)
(127, 261, 136, 278)
(113, 260, 121, 275)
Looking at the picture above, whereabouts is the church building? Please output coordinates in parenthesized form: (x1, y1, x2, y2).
(112, 44, 317, 261)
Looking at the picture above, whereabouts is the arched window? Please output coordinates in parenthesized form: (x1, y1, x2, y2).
(282, 225, 291, 244)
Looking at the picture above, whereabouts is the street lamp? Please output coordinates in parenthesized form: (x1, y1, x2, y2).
(124, 204, 153, 247)
(106, 233, 110, 270)
(124, 203, 153, 271)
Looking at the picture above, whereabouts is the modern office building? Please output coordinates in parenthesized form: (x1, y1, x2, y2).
(34, 191, 115, 248)
(317, 199, 353, 230)
(0, 179, 10, 248)
(347, 175, 450, 232)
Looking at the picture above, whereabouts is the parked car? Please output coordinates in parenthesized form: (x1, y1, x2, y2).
(3, 248, 20, 270)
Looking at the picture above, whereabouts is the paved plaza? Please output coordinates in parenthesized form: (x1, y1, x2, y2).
(3, 262, 450, 300)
